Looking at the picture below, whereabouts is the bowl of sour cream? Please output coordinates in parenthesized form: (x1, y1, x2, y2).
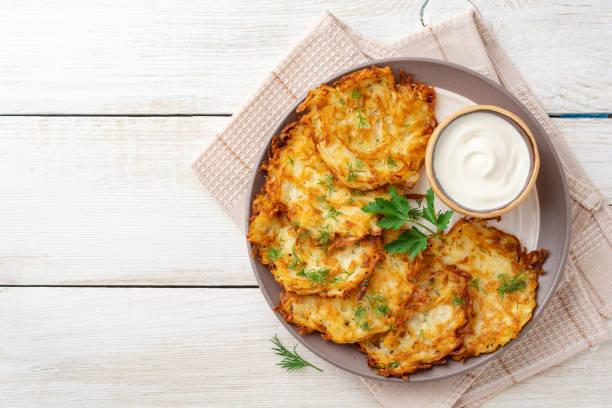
(425, 105, 539, 218)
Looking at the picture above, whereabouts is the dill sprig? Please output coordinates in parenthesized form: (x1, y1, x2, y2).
(452, 292, 466, 307)
(298, 267, 330, 286)
(316, 226, 330, 253)
(497, 272, 527, 299)
(346, 158, 365, 182)
(288, 247, 305, 275)
(267, 247, 281, 262)
(353, 292, 390, 331)
(469, 278, 488, 295)
(324, 206, 341, 220)
(351, 88, 362, 99)
(354, 108, 369, 128)
(317, 174, 335, 198)
(271, 335, 323, 373)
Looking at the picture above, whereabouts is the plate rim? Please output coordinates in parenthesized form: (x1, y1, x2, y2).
(244, 57, 571, 382)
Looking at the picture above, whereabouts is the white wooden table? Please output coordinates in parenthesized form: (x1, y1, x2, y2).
(1, 1, 611, 406)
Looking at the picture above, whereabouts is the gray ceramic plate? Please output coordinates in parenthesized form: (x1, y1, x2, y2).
(245, 58, 570, 382)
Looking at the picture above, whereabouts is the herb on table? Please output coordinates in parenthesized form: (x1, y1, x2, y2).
(452, 293, 466, 308)
(267, 247, 281, 262)
(497, 272, 527, 300)
(469, 278, 488, 295)
(362, 187, 453, 259)
(271, 335, 323, 373)
(346, 159, 365, 182)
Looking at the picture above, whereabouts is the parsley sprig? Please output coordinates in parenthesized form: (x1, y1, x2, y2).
(271, 335, 323, 373)
(362, 187, 453, 259)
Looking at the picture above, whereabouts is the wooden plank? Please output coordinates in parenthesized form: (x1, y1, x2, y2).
(0, 117, 609, 286)
(1, 287, 611, 407)
(0, 0, 609, 114)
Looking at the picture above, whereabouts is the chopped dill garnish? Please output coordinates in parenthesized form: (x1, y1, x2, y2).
(497, 272, 527, 300)
(346, 159, 365, 182)
(324, 206, 342, 220)
(271, 335, 323, 373)
(389, 359, 401, 368)
(354, 108, 369, 128)
(452, 292, 466, 307)
(318, 174, 335, 198)
(351, 88, 361, 99)
(288, 156, 294, 165)
(418, 328, 425, 341)
(469, 278, 488, 295)
(386, 156, 397, 166)
(288, 247, 305, 275)
(298, 267, 330, 286)
(353, 292, 390, 331)
(267, 247, 281, 261)
(316, 226, 330, 253)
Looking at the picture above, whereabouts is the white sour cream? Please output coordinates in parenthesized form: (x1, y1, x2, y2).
(433, 111, 531, 211)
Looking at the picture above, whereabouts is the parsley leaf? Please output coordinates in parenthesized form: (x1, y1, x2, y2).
(422, 189, 453, 233)
(362, 186, 418, 230)
(362, 187, 454, 259)
(383, 227, 428, 259)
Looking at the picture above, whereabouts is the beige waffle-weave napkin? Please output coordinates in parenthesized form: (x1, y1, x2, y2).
(193, 11, 612, 407)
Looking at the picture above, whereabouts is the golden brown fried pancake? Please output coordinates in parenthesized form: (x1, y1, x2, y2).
(263, 121, 386, 241)
(275, 229, 417, 343)
(248, 199, 381, 297)
(430, 218, 546, 359)
(297, 66, 436, 191)
(359, 256, 470, 377)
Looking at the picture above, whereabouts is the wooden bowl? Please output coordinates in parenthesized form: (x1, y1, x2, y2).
(425, 105, 540, 218)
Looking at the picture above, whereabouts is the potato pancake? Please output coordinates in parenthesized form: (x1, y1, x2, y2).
(276, 229, 417, 343)
(263, 121, 385, 240)
(297, 66, 436, 191)
(248, 203, 381, 297)
(359, 257, 470, 378)
(429, 218, 547, 359)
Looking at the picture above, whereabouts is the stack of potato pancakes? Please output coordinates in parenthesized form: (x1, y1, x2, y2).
(248, 66, 547, 378)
